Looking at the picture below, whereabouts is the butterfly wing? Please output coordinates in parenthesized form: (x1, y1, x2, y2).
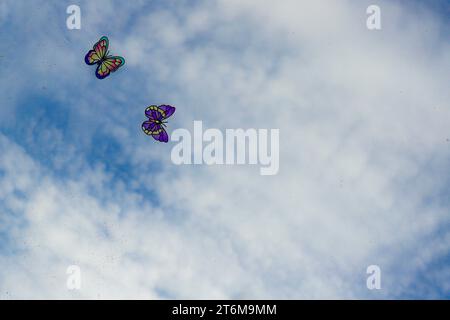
(145, 105, 166, 121)
(142, 121, 169, 143)
(95, 56, 125, 79)
(142, 105, 174, 143)
(152, 127, 169, 143)
(145, 105, 175, 120)
(158, 105, 176, 119)
(85, 36, 109, 65)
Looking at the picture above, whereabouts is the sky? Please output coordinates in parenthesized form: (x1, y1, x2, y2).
(0, 0, 449, 299)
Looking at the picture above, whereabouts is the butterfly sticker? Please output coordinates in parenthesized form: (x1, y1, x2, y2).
(85, 36, 125, 79)
(142, 105, 176, 143)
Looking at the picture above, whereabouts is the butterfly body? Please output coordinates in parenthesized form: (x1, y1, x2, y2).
(85, 36, 125, 79)
(142, 105, 176, 143)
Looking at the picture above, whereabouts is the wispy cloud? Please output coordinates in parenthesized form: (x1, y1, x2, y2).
(0, 0, 449, 299)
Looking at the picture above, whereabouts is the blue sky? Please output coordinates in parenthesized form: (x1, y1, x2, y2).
(0, 0, 449, 299)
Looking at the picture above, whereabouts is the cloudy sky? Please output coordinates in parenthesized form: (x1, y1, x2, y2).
(0, 0, 449, 299)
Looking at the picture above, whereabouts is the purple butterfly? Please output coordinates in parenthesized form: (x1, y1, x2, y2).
(142, 105, 176, 143)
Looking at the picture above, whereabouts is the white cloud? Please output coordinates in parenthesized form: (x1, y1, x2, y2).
(0, 0, 449, 299)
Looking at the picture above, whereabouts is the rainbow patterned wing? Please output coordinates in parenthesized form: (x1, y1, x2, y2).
(95, 56, 125, 79)
(142, 121, 169, 143)
(85, 36, 109, 65)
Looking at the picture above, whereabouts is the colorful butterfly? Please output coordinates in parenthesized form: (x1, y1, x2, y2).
(85, 36, 125, 79)
(142, 105, 176, 143)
